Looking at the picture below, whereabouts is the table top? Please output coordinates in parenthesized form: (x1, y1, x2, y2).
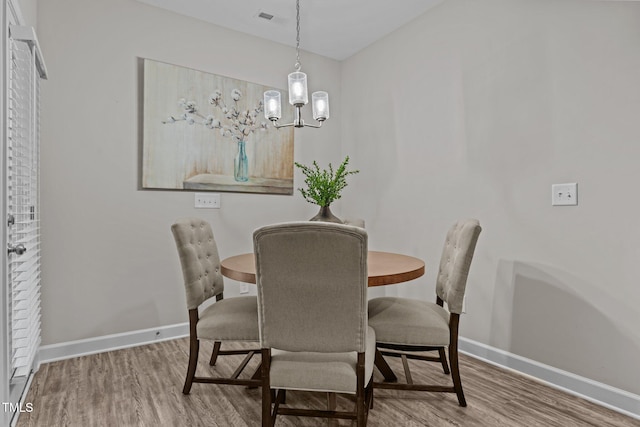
(220, 251, 425, 287)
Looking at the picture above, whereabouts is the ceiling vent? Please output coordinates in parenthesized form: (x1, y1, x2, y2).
(258, 11, 274, 21)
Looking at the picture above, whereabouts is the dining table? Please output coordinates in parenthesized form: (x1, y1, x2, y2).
(221, 250, 425, 287)
(220, 250, 425, 382)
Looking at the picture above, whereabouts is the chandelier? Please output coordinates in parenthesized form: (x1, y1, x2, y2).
(263, 0, 329, 128)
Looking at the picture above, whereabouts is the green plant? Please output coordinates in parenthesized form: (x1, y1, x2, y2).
(295, 156, 359, 207)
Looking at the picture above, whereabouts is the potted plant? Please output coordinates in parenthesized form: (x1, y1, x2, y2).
(294, 156, 359, 223)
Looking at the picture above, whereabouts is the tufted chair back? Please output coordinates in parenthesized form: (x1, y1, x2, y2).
(171, 218, 225, 310)
(435, 219, 482, 314)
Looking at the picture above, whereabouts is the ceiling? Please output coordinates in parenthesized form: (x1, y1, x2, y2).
(136, 0, 444, 60)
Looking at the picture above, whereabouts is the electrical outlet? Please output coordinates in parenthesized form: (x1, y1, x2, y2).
(551, 183, 578, 206)
(195, 193, 221, 209)
(239, 283, 249, 294)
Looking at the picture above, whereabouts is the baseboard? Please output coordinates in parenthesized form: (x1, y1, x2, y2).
(459, 337, 640, 420)
(37, 325, 639, 420)
(38, 323, 189, 364)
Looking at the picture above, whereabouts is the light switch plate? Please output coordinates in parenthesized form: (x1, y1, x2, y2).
(552, 183, 577, 206)
(195, 193, 221, 209)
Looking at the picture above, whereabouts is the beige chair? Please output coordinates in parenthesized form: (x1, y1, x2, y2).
(368, 219, 481, 406)
(253, 222, 375, 427)
(171, 218, 261, 394)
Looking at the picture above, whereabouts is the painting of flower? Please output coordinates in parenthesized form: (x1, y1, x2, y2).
(142, 58, 294, 194)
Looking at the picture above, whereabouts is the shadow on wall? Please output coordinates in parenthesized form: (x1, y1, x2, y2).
(490, 260, 640, 395)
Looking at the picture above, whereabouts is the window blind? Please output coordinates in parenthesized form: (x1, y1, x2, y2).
(7, 35, 41, 380)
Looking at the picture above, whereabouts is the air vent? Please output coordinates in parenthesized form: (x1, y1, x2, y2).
(258, 11, 274, 21)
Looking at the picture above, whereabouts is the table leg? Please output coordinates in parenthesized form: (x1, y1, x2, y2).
(374, 349, 397, 382)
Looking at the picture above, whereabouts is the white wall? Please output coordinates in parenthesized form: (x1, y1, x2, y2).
(16, 0, 36, 28)
(36, 0, 342, 344)
(341, 0, 640, 395)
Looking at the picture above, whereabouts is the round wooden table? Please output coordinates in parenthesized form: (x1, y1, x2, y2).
(221, 250, 425, 286)
(221, 250, 423, 383)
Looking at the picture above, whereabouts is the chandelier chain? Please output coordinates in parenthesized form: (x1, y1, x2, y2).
(295, 0, 301, 71)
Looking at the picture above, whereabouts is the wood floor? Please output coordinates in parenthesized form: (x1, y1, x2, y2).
(17, 338, 640, 426)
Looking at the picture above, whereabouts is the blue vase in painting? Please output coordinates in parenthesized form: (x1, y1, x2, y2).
(234, 140, 249, 182)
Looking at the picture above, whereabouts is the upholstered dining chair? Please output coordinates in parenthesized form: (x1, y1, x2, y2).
(171, 218, 261, 394)
(368, 219, 481, 406)
(253, 222, 375, 427)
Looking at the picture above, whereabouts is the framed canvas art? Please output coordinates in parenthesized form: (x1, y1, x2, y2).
(142, 59, 294, 194)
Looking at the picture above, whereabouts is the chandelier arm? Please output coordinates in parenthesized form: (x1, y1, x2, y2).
(270, 121, 323, 129)
(271, 121, 295, 129)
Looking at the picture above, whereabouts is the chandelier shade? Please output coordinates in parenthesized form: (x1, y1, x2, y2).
(288, 71, 308, 106)
(264, 90, 282, 121)
(312, 91, 329, 121)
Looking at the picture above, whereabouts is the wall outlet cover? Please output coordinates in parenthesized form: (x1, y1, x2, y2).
(552, 183, 578, 206)
(195, 193, 221, 209)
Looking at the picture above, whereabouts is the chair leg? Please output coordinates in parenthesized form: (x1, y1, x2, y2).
(356, 353, 366, 427)
(449, 343, 466, 407)
(209, 341, 222, 366)
(367, 380, 374, 413)
(327, 392, 336, 410)
(246, 361, 262, 390)
(327, 393, 337, 427)
(369, 382, 374, 410)
(374, 348, 397, 382)
(357, 392, 366, 427)
(183, 336, 199, 394)
(261, 349, 273, 427)
(438, 347, 450, 374)
(401, 354, 413, 384)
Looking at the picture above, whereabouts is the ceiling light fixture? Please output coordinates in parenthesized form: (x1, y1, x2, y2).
(263, 0, 329, 128)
